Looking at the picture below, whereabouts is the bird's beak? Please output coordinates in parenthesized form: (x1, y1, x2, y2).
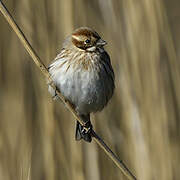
(97, 39, 107, 46)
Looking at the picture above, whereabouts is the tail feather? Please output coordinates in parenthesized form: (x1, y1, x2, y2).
(75, 121, 83, 141)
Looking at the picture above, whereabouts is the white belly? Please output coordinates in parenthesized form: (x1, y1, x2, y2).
(48, 59, 113, 115)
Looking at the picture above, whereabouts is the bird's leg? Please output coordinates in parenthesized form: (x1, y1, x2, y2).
(78, 114, 93, 134)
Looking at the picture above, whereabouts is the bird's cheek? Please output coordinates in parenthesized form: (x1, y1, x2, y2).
(86, 46, 96, 52)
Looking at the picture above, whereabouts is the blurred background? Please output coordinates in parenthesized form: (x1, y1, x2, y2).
(0, 0, 180, 179)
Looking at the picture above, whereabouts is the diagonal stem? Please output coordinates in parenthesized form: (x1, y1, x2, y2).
(91, 130, 137, 180)
(0, 1, 137, 180)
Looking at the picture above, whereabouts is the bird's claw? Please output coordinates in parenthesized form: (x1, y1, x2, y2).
(81, 122, 93, 134)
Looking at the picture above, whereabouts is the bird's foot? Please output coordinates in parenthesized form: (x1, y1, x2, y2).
(81, 121, 93, 134)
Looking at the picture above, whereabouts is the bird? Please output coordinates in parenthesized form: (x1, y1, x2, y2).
(48, 27, 115, 142)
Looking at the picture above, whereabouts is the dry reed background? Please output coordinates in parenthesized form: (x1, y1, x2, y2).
(0, 0, 180, 180)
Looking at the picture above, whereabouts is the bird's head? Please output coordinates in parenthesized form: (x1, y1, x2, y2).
(71, 27, 107, 52)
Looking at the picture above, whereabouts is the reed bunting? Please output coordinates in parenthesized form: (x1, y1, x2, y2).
(48, 27, 115, 142)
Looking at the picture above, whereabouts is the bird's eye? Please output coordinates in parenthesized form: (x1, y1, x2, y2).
(85, 39, 90, 44)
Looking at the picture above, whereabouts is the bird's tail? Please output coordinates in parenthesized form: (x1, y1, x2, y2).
(75, 114, 92, 143)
